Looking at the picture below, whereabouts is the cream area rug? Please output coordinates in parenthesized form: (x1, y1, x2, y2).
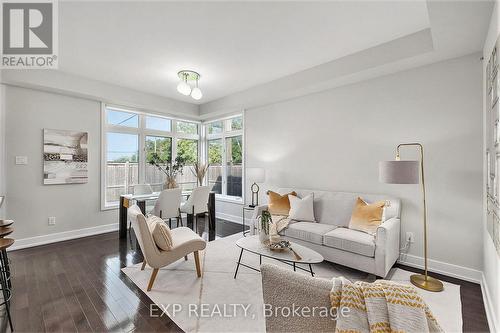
(122, 234, 462, 332)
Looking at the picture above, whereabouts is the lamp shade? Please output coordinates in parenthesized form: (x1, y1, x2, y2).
(247, 168, 265, 183)
(379, 160, 419, 184)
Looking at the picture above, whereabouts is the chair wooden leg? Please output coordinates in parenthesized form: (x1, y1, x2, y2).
(194, 251, 202, 277)
(147, 268, 159, 291)
(178, 209, 183, 227)
(141, 261, 147, 270)
(169, 218, 171, 229)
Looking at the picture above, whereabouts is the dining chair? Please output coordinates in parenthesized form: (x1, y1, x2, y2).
(180, 186, 211, 232)
(152, 188, 183, 228)
(129, 184, 154, 231)
(133, 184, 154, 195)
(128, 205, 206, 291)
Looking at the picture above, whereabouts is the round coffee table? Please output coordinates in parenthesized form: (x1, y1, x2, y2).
(234, 235, 324, 278)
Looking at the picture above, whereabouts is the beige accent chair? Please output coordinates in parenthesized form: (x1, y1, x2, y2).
(152, 188, 183, 228)
(180, 186, 211, 231)
(128, 204, 207, 291)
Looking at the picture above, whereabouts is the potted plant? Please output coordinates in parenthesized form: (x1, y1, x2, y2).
(258, 210, 272, 244)
(191, 162, 209, 186)
(148, 153, 185, 189)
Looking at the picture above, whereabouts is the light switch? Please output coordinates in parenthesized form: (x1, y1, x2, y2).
(15, 156, 28, 165)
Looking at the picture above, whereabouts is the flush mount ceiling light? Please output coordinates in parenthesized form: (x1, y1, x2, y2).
(177, 70, 203, 100)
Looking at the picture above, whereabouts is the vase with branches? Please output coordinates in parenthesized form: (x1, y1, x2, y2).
(148, 153, 185, 189)
(191, 162, 209, 186)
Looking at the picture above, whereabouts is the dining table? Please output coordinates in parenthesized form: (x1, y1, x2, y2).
(119, 191, 216, 241)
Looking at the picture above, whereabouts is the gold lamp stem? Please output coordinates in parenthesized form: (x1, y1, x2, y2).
(397, 143, 442, 292)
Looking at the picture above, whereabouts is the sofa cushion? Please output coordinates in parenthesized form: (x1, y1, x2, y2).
(277, 188, 401, 227)
(283, 222, 337, 245)
(323, 228, 376, 257)
(268, 190, 297, 216)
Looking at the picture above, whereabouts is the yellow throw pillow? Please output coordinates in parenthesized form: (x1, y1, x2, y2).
(348, 197, 386, 235)
(267, 190, 297, 216)
(148, 215, 173, 251)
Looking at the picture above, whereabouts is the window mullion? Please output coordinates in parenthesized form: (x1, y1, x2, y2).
(138, 115, 146, 185)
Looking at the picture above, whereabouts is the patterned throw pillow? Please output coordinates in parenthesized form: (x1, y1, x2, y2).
(147, 215, 173, 251)
(267, 190, 297, 216)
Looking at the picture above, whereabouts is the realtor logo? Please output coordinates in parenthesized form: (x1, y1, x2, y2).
(1, 0, 58, 68)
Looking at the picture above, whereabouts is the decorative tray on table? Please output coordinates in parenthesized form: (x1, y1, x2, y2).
(268, 240, 291, 252)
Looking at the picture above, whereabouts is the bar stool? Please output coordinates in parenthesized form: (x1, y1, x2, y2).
(0, 238, 13, 332)
(0, 227, 13, 290)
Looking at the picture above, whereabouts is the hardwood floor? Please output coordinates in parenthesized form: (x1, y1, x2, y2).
(0, 218, 490, 332)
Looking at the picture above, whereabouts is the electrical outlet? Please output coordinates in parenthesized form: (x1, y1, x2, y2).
(406, 232, 414, 243)
(15, 156, 28, 165)
(48, 217, 56, 226)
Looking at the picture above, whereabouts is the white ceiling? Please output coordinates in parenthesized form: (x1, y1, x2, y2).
(58, 1, 433, 104)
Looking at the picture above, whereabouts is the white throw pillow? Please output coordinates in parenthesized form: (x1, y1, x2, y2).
(147, 215, 173, 251)
(288, 194, 315, 222)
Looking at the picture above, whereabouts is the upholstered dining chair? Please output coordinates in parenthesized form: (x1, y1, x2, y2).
(152, 188, 183, 228)
(180, 186, 211, 231)
(129, 184, 155, 231)
(128, 204, 206, 291)
(133, 184, 154, 195)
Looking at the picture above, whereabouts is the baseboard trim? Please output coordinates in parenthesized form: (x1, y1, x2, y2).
(398, 253, 482, 284)
(10, 223, 119, 251)
(481, 272, 498, 333)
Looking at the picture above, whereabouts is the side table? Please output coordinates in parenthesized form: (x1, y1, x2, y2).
(242, 206, 256, 237)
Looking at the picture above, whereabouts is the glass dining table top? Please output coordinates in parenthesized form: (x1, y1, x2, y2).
(121, 190, 192, 201)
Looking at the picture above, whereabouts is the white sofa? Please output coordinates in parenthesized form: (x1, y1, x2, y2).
(251, 188, 401, 277)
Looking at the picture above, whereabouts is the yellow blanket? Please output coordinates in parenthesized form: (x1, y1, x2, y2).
(330, 277, 443, 333)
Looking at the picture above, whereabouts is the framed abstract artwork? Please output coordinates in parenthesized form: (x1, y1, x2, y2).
(43, 129, 88, 184)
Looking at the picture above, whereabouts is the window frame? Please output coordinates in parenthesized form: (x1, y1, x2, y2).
(101, 104, 200, 209)
(204, 114, 244, 202)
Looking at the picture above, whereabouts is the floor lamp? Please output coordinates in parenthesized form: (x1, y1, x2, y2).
(379, 143, 443, 292)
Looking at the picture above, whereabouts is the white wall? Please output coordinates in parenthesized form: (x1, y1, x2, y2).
(4, 86, 117, 242)
(1, 72, 198, 247)
(245, 54, 483, 278)
(1, 70, 199, 119)
(483, 1, 500, 331)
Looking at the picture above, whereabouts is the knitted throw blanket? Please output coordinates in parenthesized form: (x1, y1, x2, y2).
(270, 214, 291, 233)
(330, 277, 443, 333)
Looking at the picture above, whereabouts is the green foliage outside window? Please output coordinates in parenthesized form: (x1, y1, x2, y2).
(227, 136, 243, 164)
(208, 140, 222, 164)
(145, 136, 172, 163)
(177, 139, 198, 165)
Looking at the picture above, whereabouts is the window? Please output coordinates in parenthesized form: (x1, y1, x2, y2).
(177, 138, 199, 191)
(177, 121, 198, 134)
(204, 115, 244, 200)
(207, 121, 223, 135)
(227, 116, 243, 131)
(145, 136, 172, 192)
(146, 116, 171, 132)
(107, 109, 139, 128)
(225, 136, 242, 197)
(208, 139, 223, 194)
(102, 106, 200, 208)
(105, 132, 138, 203)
